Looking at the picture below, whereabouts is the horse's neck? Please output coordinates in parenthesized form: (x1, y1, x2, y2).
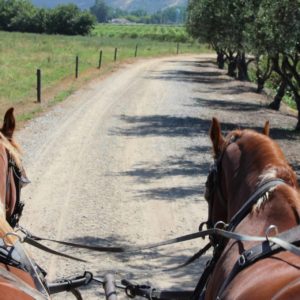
(238, 184, 300, 236)
(212, 185, 300, 293)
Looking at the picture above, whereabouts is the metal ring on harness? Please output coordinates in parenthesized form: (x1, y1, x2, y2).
(265, 225, 279, 241)
(2, 232, 23, 247)
(214, 221, 227, 230)
(199, 221, 208, 232)
(125, 285, 136, 298)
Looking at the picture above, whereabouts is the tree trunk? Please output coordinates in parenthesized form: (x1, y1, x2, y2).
(255, 56, 272, 94)
(294, 94, 300, 131)
(227, 59, 236, 78)
(237, 53, 249, 81)
(269, 80, 287, 110)
(256, 78, 265, 93)
(217, 52, 225, 69)
(227, 51, 236, 78)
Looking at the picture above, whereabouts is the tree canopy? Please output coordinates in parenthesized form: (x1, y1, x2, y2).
(187, 0, 300, 130)
(0, 0, 95, 35)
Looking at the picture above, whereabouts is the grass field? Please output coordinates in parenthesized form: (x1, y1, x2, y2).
(92, 24, 192, 43)
(0, 27, 208, 123)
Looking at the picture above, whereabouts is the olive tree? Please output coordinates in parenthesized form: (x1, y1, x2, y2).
(252, 0, 300, 129)
(187, 0, 256, 80)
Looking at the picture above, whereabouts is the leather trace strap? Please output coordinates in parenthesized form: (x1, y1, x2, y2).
(217, 225, 300, 298)
(18, 224, 300, 263)
(19, 226, 274, 255)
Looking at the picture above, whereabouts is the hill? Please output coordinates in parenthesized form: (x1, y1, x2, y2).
(31, 0, 188, 13)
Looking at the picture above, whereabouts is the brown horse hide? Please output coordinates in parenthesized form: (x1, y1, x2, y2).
(0, 264, 37, 300)
(204, 118, 300, 300)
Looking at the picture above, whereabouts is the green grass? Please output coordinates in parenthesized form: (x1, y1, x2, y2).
(50, 87, 75, 106)
(0, 28, 208, 120)
(16, 107, 43, 122)
(92, 24, 192, 43)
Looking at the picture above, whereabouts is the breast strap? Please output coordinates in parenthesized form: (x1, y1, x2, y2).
(217, 225, 300, 298)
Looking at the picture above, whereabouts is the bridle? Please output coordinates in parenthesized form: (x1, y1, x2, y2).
(203, 138, 232, 247)
(5, 151, 30, 228)
(194, 136, 288, 299)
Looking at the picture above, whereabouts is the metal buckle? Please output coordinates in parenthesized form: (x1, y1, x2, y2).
(214, 221, 227, 230)
(265, 225, 278, 241)
(2, 232, 23, 247)
(239, 254, 246, 266)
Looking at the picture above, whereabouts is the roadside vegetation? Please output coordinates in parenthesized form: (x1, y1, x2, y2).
(0, 29, 207, 123)
(187, 0, 300, 130)
(0, 0, 95, 35)
(92, 24, 192, 43)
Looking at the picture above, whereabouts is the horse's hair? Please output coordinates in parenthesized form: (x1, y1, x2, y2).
(221, 129, 299, 212)
(0, 132, 22, 218)
(0, 132, 22, 168)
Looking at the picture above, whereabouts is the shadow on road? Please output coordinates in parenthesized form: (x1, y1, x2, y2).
(66, 234, 209, 291)
(192, 97, 263, 112)
(111, 56, 299, 200)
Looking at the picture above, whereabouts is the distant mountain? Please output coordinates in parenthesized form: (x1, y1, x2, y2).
(31, 0, 188, 13)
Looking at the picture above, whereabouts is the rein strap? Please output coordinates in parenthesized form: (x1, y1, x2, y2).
(20, 225, 300, 260)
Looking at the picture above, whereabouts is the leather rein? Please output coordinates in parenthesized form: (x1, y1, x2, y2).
(6, 178, 300, 300)
(5, 151, 30, 228)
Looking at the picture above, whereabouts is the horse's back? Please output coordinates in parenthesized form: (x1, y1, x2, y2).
(0, 264, 37, 300)
(221, 251, 300, 300)
(273, 277, 300, 300)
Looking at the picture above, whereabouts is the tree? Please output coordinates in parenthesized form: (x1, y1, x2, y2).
(46, 4, 95, 35)
(90, 0, 110, 23)
(251, 0, 300, 129)
(0, 0, 36, 31)
(187, 0, 260, 79)
(73, 11, 95, 35)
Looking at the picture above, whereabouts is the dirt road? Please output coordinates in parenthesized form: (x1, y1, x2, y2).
(17, 55, 299, 299)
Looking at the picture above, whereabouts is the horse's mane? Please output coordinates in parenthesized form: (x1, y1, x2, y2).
(224, 129, 300, 212)
(0, 132, 22, 169)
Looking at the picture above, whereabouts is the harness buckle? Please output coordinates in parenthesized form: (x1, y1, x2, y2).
(2, 232, 23, 247)
(265, 225, 278, 241)
(15, 225, 33, 239)
(214, 221, 227, 230)
(199, 221, 208, 232)
(238, 254, 246, 266)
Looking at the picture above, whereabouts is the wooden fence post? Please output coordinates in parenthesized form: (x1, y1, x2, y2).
(75, 55, 79, 78)
(135, 44, 138, 57)
(98, 50, 103, 69)
(37, 69, 41, 103)
(114, 48, 118, 62)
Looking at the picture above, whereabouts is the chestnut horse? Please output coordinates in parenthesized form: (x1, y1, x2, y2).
(198, 118, 300, 300)
(0, 108, 49, 299)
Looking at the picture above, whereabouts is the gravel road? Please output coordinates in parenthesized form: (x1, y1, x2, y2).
(17, 55, 299, 299)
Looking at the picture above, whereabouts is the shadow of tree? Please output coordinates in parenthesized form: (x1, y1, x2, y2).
(165, 59, 217, 68)
(146, 70, 230, 85)
(135, 186, 204, 201)
(119, 159, 210, 184)
(192, 97, 264, 112)
(111, 115, 209, 137)
(62, 233, 210, 292)
(111, 115, 242, 138)
(216, 84, 258, 95)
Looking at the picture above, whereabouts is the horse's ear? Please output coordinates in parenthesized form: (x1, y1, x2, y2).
(262, 120, 270, 136)
(210, 117, 225, 158)
(1, 107, 15, 139)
